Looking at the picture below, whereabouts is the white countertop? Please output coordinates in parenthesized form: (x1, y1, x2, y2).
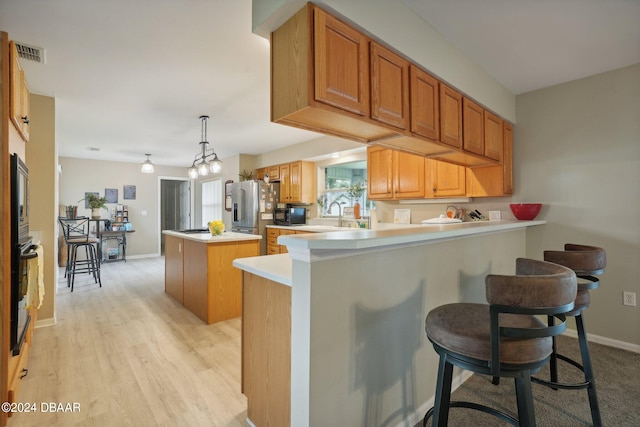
(233, 220, 545, 285)
(232, 254, 292, 286)
(278, 220, 545, 250)
(162, 230, 262, 243)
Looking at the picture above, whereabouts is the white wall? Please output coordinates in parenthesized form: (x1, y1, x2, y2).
(516, 64, 640, 346)
(58, 158, 188, 257)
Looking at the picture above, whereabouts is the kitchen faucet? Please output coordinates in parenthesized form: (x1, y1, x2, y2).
(328, 201, 343, 227)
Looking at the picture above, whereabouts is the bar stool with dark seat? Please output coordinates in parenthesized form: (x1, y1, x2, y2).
(58, 217, 102, 291)
(533, 243, 606, 426)
(423, 258, 577, 427)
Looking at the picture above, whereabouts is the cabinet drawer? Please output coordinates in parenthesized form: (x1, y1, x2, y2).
(267, 246, 281, 255)
(267, 229, 279, 238)
(8, 342, 30, 408)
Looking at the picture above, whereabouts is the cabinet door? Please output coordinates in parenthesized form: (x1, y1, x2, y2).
(289, 161, 303, 202)
(367, 147, 393, 199)
(279, 163, 291, 202)
(370, 42, 409, 130)
(462, 97, 484, 156)
(410, 66, 439, 140)
(164, 235, 184, 304)
(393, 151, 425, 198)
(268, 165, 280, 181)
(314, 7, 369, 115)
(267, 228, 280, 255)
(439, 83, 462, 148)
(502, 122, 514, 194)
(182, 240, 209, 322)
(425, 159, 466, 197)
(9, 41, 30, 142)
(483, 111, 503, 161)
(255, 168, 265, 181)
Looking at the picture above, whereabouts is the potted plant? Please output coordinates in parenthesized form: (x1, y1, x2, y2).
(80, 194, 108, 219)
(347, 181, 366, 219)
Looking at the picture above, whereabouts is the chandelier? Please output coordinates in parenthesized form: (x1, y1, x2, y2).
(187, 115, 222, 179)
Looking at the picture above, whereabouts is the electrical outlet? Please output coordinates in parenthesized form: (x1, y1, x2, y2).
(623, 291, 636, 307)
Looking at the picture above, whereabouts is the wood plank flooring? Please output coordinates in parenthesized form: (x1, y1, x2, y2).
(11, 257, 247, 427)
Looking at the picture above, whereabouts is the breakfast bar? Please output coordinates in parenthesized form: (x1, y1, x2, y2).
(233, 220, 545, 427)
(163, 230, 260, 324)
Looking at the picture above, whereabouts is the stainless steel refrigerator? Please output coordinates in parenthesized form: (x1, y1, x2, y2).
(231, 181, 279, 255)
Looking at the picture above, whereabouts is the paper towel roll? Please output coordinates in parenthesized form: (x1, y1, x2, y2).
(370, 209, 378, 229)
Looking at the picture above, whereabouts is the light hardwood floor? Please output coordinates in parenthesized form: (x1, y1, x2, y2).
(12, 257, 247, 427)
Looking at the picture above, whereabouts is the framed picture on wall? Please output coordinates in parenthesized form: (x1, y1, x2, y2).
(123, 185, 136, 200)
(105, 188, 118, 203)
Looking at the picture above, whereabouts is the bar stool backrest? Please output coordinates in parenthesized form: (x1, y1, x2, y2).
(58, 217, 91, 243)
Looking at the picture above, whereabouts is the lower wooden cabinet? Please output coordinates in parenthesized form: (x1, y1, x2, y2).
(267, 228, 309, 254)
(242, 272, 291, 427)
(164, 235, 184, 303)
(164, 234, 259, 324)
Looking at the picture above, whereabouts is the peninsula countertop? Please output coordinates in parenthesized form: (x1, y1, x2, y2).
(233, 220, 545, 285)
(162, 229, 262, 243)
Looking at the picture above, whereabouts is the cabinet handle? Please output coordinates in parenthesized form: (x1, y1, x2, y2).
(22, 116, 30, 124)
(19, 368, 28, 379)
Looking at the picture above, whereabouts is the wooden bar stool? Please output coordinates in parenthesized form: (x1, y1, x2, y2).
(423, 258, 577, 426)
(534, 243, 606, 426)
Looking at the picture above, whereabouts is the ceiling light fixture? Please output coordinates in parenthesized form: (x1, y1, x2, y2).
(141, 153, 155, 174)
(187, 115, 222, 179)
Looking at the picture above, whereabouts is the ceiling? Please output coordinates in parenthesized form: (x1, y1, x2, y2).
(1, 0, 638, 169)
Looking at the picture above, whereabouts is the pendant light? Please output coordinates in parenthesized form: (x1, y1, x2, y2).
(187, 115, 222, 179)
(141, 153, 155, 173)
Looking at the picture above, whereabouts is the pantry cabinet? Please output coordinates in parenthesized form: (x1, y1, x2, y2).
(9, 41, 30, 142)
(370, 42, 409, 130)
(367, 147, 424, 199)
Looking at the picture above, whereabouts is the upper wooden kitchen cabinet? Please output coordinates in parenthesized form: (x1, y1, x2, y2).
(462, 97, 484, 156)
(367, 146, 425, 199)
(370, 42, 409, 130)
(9, 41, 30, 142)
(271, 3, 397, 143)
(278, 161, 315, 204)
(410, 65, 439, 141)
(483, 110, 503, 161)
(466, 122, 514, 196)
(439, 83, 462, 149)
(425, 159, 466, 197)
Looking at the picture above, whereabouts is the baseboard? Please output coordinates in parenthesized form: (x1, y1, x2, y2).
(35, 315, 57, 328)
(563, 329, 640, 354)
(395, 370, 474, 427)
(127, 253, 161, 259)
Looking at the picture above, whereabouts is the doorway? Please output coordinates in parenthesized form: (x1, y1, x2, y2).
(160, 178, 191, 255)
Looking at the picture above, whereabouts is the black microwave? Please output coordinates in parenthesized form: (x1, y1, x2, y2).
(274, 207, 306, 226)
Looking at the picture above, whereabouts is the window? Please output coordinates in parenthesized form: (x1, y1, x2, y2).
(201, 179, 223, 227)
(319, 161, 371, 217)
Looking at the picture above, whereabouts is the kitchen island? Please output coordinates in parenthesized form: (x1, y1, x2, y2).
(163, 230, 260, 324)
(233, 220, 545, 427)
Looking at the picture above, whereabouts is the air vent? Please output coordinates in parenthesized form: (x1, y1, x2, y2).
(15, 42, 45, 64)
